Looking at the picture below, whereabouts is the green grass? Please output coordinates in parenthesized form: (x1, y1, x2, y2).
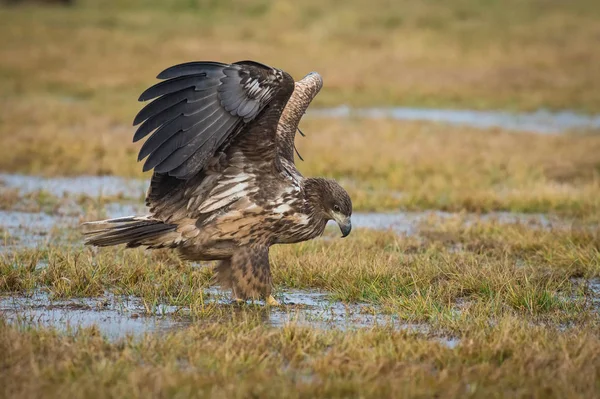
(2, 215, 598, 323)
(1, 189, 599, 398)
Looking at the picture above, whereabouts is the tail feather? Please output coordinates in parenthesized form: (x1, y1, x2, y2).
(82, 215, 179, 248)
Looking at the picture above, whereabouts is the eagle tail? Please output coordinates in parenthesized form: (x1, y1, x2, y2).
(82, 215, 179, 248)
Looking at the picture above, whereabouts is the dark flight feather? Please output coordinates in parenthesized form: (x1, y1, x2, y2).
(133, 61, 287, 177)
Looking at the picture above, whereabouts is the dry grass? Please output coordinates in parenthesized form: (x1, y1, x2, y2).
(1, 0, 600, 112)
(2, 317, 600, 398)
(1, 0, 599, 215)
(1, 2, 600, 396)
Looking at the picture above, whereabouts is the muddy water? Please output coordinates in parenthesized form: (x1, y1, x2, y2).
(308, 106, 600, 134)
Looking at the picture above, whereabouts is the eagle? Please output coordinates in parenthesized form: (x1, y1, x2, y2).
(83, 60, 352, 306)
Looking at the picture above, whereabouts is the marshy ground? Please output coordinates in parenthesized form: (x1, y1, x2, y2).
(1, 0, 600, 398)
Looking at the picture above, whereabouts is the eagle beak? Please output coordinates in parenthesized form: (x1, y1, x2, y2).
(333, 213, 352, 238)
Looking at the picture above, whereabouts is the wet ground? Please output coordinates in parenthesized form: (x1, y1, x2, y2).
(0, 289, 456, 345)
(0, 173, 591, 342)
(0, 174, 571, 253)
(309, 106, 600, 134)
(0, 207, 566, 253)
(0, 173, 147, 199)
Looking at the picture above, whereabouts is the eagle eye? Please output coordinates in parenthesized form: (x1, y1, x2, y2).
(333, 205, 341, 213)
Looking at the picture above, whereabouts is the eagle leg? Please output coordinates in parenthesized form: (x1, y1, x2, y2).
(214, 246, 273, 302)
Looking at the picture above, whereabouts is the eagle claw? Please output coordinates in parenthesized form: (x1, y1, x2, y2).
(266, 295, 281, 306)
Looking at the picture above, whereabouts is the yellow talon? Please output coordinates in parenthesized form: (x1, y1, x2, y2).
(266, 295, 281, 306)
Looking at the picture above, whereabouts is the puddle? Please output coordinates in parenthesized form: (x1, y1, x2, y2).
(348, 210, 562, 235)
(0, 173, 581, 249)
(0, 205, 568, 252)
(0, 292, 188, 341)
(0, 203, 148, 252)
(0, 289, 457, 346)
(0, 174, 146, 199)
(0, 210, 77, 250)
(587, 279, 600, 310)
(309, 106, 600, 134)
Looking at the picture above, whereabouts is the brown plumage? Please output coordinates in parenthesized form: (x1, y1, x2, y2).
(83, 60, 352, 305)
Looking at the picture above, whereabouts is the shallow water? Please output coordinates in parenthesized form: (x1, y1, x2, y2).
(0, 173, 146, 199)
(0, 206, 564, 252)
(0, 210, 75, 249)
(309, 106, 600, 134)
(350, 210, 561, 235)
(0, 293, 188, 341)
(0, 173, 580, 243)
(0, 289, 451, 344)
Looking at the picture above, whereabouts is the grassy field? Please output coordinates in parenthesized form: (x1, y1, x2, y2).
(1, 0, 600, 397)
(1, 116, 599, 215)
(2, 0, 600, 113)
(1, 1, 599, 215)
(1, 216, 600, 397)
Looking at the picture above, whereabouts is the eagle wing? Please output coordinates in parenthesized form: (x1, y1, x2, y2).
(276, 72, 323, 165)
(133, 60, 291, 179)
(134, 60, 295, 222)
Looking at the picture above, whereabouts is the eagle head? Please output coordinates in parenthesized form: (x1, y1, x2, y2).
(307, 178, 352, 238)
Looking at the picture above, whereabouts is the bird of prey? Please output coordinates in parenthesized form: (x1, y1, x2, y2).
(83, 60, 352, 305)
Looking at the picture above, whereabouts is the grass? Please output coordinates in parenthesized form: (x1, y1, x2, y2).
(2, 317, 600, 398)
(1, 0, 599, 216)
(1, 187, 599, 398)
(1, 0, 600, 112)
(1, 1, 600, 396)
(1, 116, 599, 215)
(1, 216, 600, 397)
(2, 215, 598, 323)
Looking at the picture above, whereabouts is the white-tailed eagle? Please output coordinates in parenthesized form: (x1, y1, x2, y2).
(83, 60, 352, 305)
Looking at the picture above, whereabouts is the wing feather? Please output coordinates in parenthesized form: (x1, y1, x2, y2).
(138, 75, 220, 102)
(138, 99, 222, 163)
(156, 61, 227, 79)
(134, 93, 219, 143)
(133, 61, 291, 178)
(134, 87, 214, 126)
(154, 116, 239, 176)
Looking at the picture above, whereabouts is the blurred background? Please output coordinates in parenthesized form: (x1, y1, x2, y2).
(0, 0, 599, 215)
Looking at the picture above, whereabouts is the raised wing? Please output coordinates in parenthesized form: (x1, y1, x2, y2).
(276, 72, 323, 164)
(133, 60, 290, 179)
